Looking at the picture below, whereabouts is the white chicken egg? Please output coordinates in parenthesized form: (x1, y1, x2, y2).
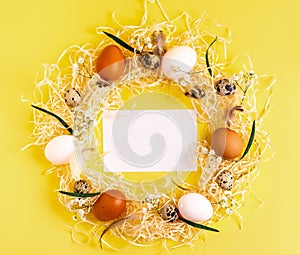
(161, 46, 197, 80)
(178, 193, 213, 222)
(44, 135, 74, 165)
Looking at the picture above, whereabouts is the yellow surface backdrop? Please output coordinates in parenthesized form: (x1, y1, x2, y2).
(1, 0, 299, 254)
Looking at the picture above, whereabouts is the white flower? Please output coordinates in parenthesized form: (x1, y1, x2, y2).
(226, 208, 233, 215)
(144, 37, 151, 43)
(179, 80, 187, 86)
(202, 147, 209, 154)
(209, 149, 216, 156)
(72, 63, 79, 78)
(72, 63, 79, 70)
(78, 57, 84, 64)
(220, 200, 227, 208)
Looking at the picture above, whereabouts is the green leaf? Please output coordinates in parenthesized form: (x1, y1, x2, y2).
(59, 190, 101, 198)
(171, 179, 190, 191)
(99, 216, 131, 249)
(239, 120, 256, 160)
(103, 31, 141, 54)
(179, 217, 219, 232)
(31, 105, 73, 135)
(205, 37, 217, 77)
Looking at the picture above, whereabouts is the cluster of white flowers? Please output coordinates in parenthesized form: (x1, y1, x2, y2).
(130, 36, 153, 52)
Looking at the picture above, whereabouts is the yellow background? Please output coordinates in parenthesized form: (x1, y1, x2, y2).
(1, 0, 299, 254)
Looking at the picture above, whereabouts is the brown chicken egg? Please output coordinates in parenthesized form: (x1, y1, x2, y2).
(93, 190, 126, 221)
(211, 127, 243, 159)
(95, 45, 125, 81)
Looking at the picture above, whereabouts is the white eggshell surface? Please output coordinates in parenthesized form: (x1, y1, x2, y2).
(161, 46, 197, 80)
(178, 193, 213, 222)
(44, 135, 74, 165)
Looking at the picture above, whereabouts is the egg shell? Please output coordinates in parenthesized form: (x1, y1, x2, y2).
(160, 203, 179, 222)
(64, 88, 81, 107)
(93, 190, 126, 221)
(178, 193, 213, 222)
(161, 46, 197, 80)
(211, 127, 243, 159)
(216, 170, 234, 190)
(96, 45, 125, 81)
(215, 79, 236, 96)
(44, 135, 74, 165)
(73, 180, 91, 194)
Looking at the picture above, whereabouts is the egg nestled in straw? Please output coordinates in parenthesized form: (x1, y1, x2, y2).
(93, 190, 126, 221)
(177, 193, 213, 222)
(44, 135, 74, 165)
(95, 45, 125, 81)
(161, 46, 197, 80)
(211, 127, 243, 159)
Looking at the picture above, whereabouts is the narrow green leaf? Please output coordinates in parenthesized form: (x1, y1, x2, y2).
(99, 216, 131, 249)
(179, 217, 219, 232)
(239, 120, 256, 160)
(103, 31, 141, 54)
(171, 179, 190, 191)
(31, 105, 73, 135)
(205, 37, 217, 77)
(59, 190, 101, 198)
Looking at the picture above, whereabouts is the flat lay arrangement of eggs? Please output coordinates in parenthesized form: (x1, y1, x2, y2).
(36, 31, 256, 233)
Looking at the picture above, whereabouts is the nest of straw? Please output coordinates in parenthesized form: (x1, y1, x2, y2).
(26, 0, 275, 251)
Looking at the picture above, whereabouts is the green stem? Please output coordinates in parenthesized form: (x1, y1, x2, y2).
(59, 190, 101, 198)
(239, 120, 256, 161)
(99, 216, 132, 249)
(103, 31, 141, 54)
(31, 105, 73, 135)
(205, 37, 217, 77)
(179, 217, 219, 232)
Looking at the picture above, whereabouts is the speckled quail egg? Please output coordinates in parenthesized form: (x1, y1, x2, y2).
(215, 79, 236, 96)
(139, 53, 160, 70)
(64, 88, 82, 107)
(159, 203, 179, 222)
(216, 170, 234, 190)
(73, 180, 91, 194)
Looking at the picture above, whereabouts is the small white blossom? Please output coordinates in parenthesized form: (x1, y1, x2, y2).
(72, 63, 79, 78)
(220, 200, 227, 208)
(179, 80, 187, 86)
(226, 208, 233, 215)
(78, 57, 84, 64)
(72, 63, 79, 70)
(202, 147, 209, 154)
(144, 37, 151, 43)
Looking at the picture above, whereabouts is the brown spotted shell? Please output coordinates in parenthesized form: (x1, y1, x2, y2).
(159, 203, 178, 222)
(216, 170, 234, 190)
(64, 88, 81, 107)
(138, 53, 160, 70)
(215, 79, 236, 96)
(73, 180, 91, 194)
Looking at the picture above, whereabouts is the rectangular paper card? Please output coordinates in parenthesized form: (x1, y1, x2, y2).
(102, 109, 198, 173)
